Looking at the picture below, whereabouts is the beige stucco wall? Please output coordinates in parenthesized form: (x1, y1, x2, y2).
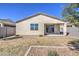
(16, 15, 65, 35)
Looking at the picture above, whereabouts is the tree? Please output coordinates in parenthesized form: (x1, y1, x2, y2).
(62, 3, 79, 29)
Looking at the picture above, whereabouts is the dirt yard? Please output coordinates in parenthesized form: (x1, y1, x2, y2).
(0, 36, 78, 56)
(27, 46, 79, 56)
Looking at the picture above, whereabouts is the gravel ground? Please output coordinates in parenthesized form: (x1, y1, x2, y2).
(0, 36, 78, 56)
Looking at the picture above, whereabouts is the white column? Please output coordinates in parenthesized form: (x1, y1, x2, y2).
(63, 23, 67, 36)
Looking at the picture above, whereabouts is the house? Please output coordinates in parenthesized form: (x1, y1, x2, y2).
(0, 19, 16, 38)
(16, 13, 67, 36)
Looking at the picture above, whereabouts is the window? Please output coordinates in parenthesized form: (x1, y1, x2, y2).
(30, 24, 38, 30)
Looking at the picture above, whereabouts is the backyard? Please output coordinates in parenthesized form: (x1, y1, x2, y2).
(27, 46, 79, 56)
(0, 36, 78, 56)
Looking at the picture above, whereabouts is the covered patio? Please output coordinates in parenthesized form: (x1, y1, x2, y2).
(44, 23, 67, 36)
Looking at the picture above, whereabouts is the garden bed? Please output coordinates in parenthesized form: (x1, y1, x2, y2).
(27, 46, 79, 56)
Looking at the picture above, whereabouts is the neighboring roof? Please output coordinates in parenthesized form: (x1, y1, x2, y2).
(0, 19, 16, 26)
(16, 13, 64, 23)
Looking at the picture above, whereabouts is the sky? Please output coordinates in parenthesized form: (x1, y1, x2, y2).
(0, 3, 66, 22)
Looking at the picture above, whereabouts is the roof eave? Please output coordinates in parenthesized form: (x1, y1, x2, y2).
(16, 13, 65, 23)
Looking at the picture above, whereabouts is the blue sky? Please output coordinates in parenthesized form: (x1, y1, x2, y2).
(0, 3, 66, 22)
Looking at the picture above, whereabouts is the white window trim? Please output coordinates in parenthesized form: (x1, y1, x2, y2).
(30, 24, 38, 30)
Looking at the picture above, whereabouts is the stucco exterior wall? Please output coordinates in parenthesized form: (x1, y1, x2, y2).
(16, 15, 65, 35)
(54, 24, 60, 34)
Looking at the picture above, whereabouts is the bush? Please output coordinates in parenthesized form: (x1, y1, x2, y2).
(39, 35, 43, 37)
(48, 51, 59, 56)
(68, 40, 79, 45)
(68, 41, 76, 45)
(68, 39, 79, 50)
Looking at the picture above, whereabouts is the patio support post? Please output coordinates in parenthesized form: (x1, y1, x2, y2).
(63, 23, 67, 36)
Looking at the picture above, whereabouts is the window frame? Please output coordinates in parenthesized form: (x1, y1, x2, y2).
(30, 23, 38, 30)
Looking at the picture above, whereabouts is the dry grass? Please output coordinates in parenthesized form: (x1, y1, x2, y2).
(0, 36, 77, 56)
(27, 47, 79, 56)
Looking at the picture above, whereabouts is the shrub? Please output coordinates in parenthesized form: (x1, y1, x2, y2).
(39, 35, 43, 37)
(68, 39, 79, 50)
(48, 51, 59, 56)
(68, 41, 76, 45)
(68, 40, 79, 45)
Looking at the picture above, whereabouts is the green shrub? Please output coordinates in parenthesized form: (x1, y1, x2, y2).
(48, 51, 59, 56)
